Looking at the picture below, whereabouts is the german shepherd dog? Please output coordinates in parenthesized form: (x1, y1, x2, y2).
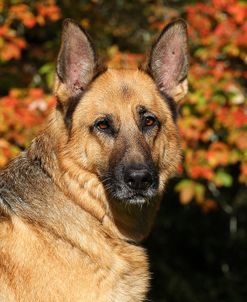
(0, 19, 188, 301)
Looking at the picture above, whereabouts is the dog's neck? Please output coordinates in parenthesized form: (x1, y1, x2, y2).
(104, 197, 161, 242)
(27, 129, 159, 243)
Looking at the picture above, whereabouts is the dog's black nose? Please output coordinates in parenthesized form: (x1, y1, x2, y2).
(124, 167, 153, 191)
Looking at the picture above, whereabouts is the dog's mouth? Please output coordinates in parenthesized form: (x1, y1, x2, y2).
(120, 191, 157, 204)
(105, 185, 158, 204)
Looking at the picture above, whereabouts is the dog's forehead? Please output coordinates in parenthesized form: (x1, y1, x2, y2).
(89, 69, 158, 103)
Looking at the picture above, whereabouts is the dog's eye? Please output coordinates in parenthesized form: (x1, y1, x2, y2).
(141, 114, 159, 133)
(94, 118, 115, 136)
(144, 116, 156, 127)
(96, 120, 110, 130)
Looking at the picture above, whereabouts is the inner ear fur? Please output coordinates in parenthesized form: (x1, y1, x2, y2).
(54, 19, 98, 104)
(147, 19, 189, 103)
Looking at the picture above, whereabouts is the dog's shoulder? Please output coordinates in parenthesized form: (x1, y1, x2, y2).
(0, 151, 51, 217)
(0, 154, 25, 216)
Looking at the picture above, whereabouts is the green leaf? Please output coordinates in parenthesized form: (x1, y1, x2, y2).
(214, 170, 233, 187)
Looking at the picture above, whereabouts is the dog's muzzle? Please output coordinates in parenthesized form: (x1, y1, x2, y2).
(102, 163, 159, 204)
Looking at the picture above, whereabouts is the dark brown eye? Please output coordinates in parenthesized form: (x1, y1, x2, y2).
(93, 115, 116, 136)
(97, 120, 109, 130)
(144, 116, 156, 127)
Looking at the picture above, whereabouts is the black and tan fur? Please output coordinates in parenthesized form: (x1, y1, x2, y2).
(0, 19, 189, 301)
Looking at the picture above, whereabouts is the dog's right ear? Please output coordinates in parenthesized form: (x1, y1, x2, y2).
(54, 19, 97, 102)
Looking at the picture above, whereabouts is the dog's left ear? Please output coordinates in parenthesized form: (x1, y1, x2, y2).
(55, 19, 97, 102)
(148, 19, 189, 103)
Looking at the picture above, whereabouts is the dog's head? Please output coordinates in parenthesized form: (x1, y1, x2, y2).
(53, 19, 188, 206)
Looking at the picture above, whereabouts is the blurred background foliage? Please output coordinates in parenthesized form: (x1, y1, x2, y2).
(0, 0, 246, 301)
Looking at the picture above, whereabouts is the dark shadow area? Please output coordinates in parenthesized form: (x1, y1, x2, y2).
(145, 179, 247, 302)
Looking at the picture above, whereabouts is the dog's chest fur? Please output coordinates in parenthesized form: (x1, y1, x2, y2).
(0, 153, 149, 302)
(1, 218, 148, 302)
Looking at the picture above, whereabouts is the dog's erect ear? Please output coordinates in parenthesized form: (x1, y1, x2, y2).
(148, 19, 189, 102)
(55, 19, 96, 101)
